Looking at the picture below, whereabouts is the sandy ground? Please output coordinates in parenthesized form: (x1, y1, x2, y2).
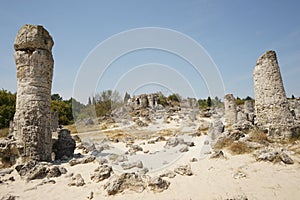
(1, 134, 300, 200)
(1, 111, 300, 200)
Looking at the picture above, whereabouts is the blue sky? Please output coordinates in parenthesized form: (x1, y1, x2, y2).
(0, 0, 299, 103)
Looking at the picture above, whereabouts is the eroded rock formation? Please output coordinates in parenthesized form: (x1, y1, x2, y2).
(253, 50, 294, 135)
(224, 94, 237, 126)
(12, 24, 54, 161)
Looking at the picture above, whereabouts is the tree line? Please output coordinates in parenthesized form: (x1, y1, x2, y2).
(0, 88, 259, 129)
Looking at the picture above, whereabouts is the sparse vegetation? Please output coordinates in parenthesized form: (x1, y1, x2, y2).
(0, 128, 9, 138)
(228, 141, 252, 155)
(248, 129, 269, 144)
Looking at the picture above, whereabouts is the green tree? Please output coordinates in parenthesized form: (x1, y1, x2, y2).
(207, 96, 212, 107)
(124, 92, 131, 103)
(0, 89, 16, 129)
(51, 93, 63, 101)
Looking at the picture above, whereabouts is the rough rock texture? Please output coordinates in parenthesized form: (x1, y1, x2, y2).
(174, 165, 193, 176)
(0, 139, 19, 166)
(253, 50, 294, 135)
(15, 160, 67, 181)
(12, 24, 54, 162)
(147, 177, 170, 192)
(52, 129, 75, 160)
(90, 165, 113, 182)
(121, 160, 143, 170)
(69, 155, 96, 166)
(224, 94, 237, 126)
(68, 174, 85, 187)
(104, 173, 146, 195)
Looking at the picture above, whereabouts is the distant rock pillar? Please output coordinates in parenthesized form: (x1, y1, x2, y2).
(253, 50, 294, 134)
(13, 24, 54, 161)
(224, 94, 237, 126)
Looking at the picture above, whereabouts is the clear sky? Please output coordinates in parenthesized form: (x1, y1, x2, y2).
(0, 0, 299, 104)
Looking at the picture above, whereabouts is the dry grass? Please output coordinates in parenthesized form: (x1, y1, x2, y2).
(228, 141, 252, 155)
(214, 137, 252, 155)
(249, 130, 269, 143)
(64, 124, 78, 134)
(0, 128, 9, 138)
(214, 137, 234, 150)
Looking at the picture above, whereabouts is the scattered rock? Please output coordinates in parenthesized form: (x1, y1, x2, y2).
(90, 165, 113, 182)
(179, 146, 189, 153)
(87, 191, 94, 200)
(164, 137, 184, 148)
(159, 170, 176, 179)
(0, 194, 18, 200)
(0, 168, 14, 176)
(233, 172, 247, 179)
(96, 157, 108, 165)
(137, 168, 149, 176)
(47, 166, 62, 178)
(279, 152, 294, 164)
(204, 140, 209, 145)
(68, 174, 85, 187)
(190, 158, 198, 162)
(210, 150, 225, 159)
(72, 135, 81, 143)
(121, 160, 143, 170)
(255, 149, 294, 164)
(69, 155, 96, 166)
(147, 177, 170, 192)
(128, 145, 143, 154)
(104, 173, 146, 195)
(174, 165, 193, 176)
(81, 139, 96, 152)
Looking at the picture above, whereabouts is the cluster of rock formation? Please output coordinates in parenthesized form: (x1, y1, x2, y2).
(127, 93, 159, 109)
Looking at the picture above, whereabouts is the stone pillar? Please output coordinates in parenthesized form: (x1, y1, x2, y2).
(253, 50, 294, 133)
(224, 94, 237, 126)
(13, 24, 54, 162)
(244, 100, 254, 114)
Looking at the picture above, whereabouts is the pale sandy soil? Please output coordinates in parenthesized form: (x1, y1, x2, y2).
(1, 135, 300, 200)
(1, 112, 300, 200)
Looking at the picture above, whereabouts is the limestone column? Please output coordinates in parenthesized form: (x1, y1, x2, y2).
(224, 94, 237, 126)
(13, 24, 54, 161)
(253, 50, 294, 132)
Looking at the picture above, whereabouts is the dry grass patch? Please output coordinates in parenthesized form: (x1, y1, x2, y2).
(249, 130, 269, 143)
(228, 141, 252, 155)
(64, 124, 78, 134)
(0, 128, 9, 138)
(214, 137, 234, 149)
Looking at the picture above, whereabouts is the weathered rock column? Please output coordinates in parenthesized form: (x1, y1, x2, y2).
(253, 50, 294, 134)
(224, 94, 237, 126)
(13, 24, 54, 161)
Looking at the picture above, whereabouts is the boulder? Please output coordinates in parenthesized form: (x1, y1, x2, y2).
(147, 177, 170, 192)
(90, 165, 113, 182)
(68, 174, 85, 187)
(174, 165, 193, 176)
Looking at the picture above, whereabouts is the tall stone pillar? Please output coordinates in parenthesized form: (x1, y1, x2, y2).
(224, 94, 237, 126)
(253, 50, 294, 133)
(13, 24, 54, 161)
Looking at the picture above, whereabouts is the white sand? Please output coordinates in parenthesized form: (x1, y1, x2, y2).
(1, 134, 300, 200)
